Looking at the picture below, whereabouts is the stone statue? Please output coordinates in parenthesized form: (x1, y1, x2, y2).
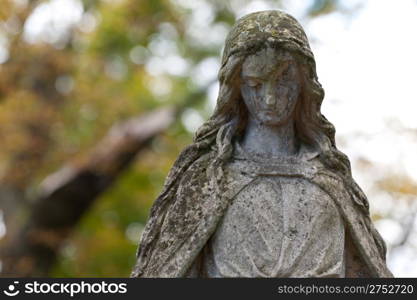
(131, 10, 393, 278)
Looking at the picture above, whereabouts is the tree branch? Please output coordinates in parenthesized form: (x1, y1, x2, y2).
(0, 107, 176, 276)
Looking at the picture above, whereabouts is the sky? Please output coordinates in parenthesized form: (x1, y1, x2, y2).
(2, 0, 417, 277)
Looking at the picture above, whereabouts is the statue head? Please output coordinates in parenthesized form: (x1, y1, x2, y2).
(195, 10, 340, 157)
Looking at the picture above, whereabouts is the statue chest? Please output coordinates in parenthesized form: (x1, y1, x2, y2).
(202, 167, 345, 277)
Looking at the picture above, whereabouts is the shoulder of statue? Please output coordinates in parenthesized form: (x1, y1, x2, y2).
(183, 150, 215, 177)
(176, 150, 216, 194)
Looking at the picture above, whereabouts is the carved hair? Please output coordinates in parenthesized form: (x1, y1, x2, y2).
(143, 11, 360, 212)
(195, 40, 351, 183)
(191, 10, 362, 214)
(149, 11, 363, 208)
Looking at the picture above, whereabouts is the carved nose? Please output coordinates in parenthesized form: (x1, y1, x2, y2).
(265, 94, 275, 106)
(264, 82, 276, 107)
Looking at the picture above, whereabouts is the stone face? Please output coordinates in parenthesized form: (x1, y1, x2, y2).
(131, 10, 393, 278)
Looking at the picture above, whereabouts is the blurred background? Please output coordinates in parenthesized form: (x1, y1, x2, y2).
(0, 0, 416, 277)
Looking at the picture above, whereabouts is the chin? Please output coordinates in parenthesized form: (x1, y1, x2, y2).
(258, 115, 287, 126)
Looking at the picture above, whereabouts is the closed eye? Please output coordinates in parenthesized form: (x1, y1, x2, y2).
(245, 78, 262, 88)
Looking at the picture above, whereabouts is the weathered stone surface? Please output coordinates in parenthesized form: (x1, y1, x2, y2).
(131, 10, 393, 278)
(199, 143, 346, 278)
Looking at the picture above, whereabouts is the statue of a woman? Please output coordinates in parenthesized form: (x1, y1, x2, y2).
(131, 10, 393, 278)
